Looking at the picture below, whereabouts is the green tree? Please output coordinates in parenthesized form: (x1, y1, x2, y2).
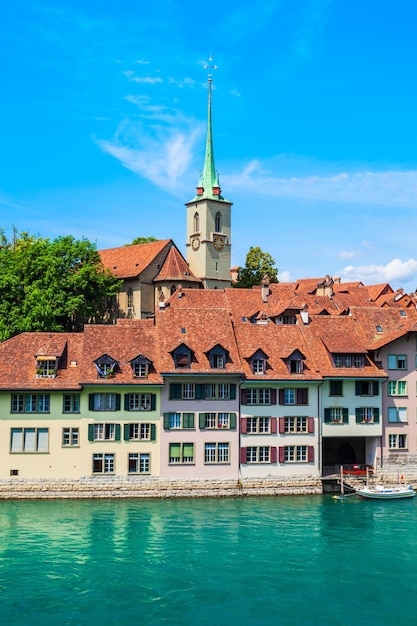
(126, 236, 159, 246)
(235, 246, 278, 288)
(0, 230, 121, 340)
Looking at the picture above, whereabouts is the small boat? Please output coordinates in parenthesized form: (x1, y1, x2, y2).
(356, 484, 416, 500)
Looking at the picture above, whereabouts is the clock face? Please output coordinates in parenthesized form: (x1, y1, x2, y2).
(213, 235, 225, 251)
(191, 237, 200, 251)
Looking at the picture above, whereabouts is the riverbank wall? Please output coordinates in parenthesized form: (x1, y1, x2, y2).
(0, 475, 323, 499)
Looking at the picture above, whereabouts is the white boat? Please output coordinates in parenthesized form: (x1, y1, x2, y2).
(356, 484, 416, 500)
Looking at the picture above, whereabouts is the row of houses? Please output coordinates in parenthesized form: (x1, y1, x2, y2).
(1, 276, 416, 483)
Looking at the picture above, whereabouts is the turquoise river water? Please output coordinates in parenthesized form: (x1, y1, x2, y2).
(0, 495, 416, 625)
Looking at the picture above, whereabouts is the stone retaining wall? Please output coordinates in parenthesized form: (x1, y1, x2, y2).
(0, 475, 323, 499)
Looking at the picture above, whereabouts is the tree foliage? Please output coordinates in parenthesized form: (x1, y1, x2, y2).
(235, 246, 278, 289)
(0, 230, 121, 340)
(127, 236, 159, 246)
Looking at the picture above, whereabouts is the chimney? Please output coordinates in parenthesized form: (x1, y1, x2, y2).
(261, 275, 271, 303)
(300, 303, 309, 325)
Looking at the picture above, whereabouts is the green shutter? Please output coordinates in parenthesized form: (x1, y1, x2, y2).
(170, 383, 181, 399)
(342, 408, 349, 424)
(373, 381, 379, 396)
(230, 384, 236, 400)
(124, 395, 130, 411)
(124, 424, 130, 441)
(355, 381, 361, 396)
(183, 412, 195, 429)
(151, 394, 156, 411)
(115, 424, 121, 441)
(195, 384, 205, 399)
(229, 413, 237, 429)
(89, 394, 94, 411)
(150, 423, 156, 441)
(115, 394, 121, 411)
(324, 408, 331, 423)
(88, 423, 94, 441)
(163, 413, 171, 430)
(199, 413, 206, 429)
(374, 408, 380, 423)
(356, 408, 362, 423)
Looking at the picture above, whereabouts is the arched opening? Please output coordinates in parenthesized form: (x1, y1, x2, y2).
(193, 212, 199, 233)
(170, 285, 177, 296)
(336, 442, 357, 465)
(215, 211, 221, 232)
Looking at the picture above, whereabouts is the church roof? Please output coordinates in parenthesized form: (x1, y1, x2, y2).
(98, 239, 172, 279)
(154, 245, 202, 284)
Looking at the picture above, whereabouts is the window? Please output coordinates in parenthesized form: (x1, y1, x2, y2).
(128, 453, 150, 474)
(194, 212, 200, 233)
(282, 315, 296, 325)
(388, 434, 407, 450)
(63, 394, 80, 413)
(199, 412, 236, 430)
(387, 355, 407, 370)
(388, 407, 408, 423)
(279, 445, 314, 463)
(355, 381, 379, 396)
(163, 413, 195, 430)
(324, 408, 348, 424)
(10, 428, 49, 452)
(94, 354, 118, 378)
(133, 363, 147, 377)
(283, 417, 307, 433)
(388, 381, 407, 396)
(125, 393, 155, 411)
(170, 383, 236, 401)
(290, 359, 302, 373)
(330, 381, 343, 396)
(204, 442, 229, 464)
(173, 346, 192, 368)
(35, 358, 57, 378)
(92, 453, 115, 473)
(334, 354, 365, 368)
(246, 417, 271, 434)
(246, 446, 271, 463)
(11, 394, 50, 413)
(215, 211, 221, 232)
(246, 388, 272, 405)
(356, 408, 380, 423)
(127, 288, 134, 309)
(212, 354, 225, 368)
(169, 443, 194, 464)
(252, 358, 265, 375)
(279, 388, 309, 405)
(62, 427, 79, 446)
(125, 423, 155, 441)
(89, 393, 120, 411)
(92, 423, 118, 441)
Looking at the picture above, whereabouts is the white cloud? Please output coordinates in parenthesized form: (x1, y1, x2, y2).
(279, 270, 292, 282)
(337, 258, 417, 287)
(338, 250, 357, 260)
(123, 70, 163, 84)
(225, 161, 417, 209)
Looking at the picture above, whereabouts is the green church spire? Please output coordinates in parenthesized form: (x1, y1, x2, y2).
(191, 56, 227, 202)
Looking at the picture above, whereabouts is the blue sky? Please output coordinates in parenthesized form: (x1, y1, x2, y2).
(2, 0, 417, 291)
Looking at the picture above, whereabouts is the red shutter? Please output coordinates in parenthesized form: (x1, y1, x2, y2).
(270, 417, 277, 434)
(240, 447, 247, 464)
(240, 418, 247, 434)
(270, 389, 277, 404)
(308, 417, 314, 433)
(279, 417, 285, 434)
(270, 447, 277, 463)
(278, 446, 285, 463)
(297, 388, 308, 404)
(308, 446, 315, 462)
(241, 389, 247, 404)
(279, 389, 285, 405)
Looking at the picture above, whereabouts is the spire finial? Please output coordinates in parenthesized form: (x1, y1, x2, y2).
(204, 54, 218, 82)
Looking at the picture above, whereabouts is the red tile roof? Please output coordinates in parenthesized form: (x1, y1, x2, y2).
(99, 239, 172, 279)
(154, 246, 202, 284)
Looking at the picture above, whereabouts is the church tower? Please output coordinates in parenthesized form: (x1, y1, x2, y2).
(185, 62, 232, 289)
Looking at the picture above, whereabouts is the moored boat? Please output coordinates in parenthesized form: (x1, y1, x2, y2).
(356, 484, 416, 500)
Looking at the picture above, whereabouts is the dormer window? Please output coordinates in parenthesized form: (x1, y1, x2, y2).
(35, 357, 57, 379)
(208, 345, 227, 369)
(130, 355, 151, 378)
(172, 345, 192, 369)
(334, 354, 365, 368)
(94, 354, 118, 379)
(286, 350, 305, 374)
(282, 315, 297, 325)
(253, 358, 265, 375)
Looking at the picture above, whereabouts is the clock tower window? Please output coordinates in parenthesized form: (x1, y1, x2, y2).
(215, 211, 221, 232)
